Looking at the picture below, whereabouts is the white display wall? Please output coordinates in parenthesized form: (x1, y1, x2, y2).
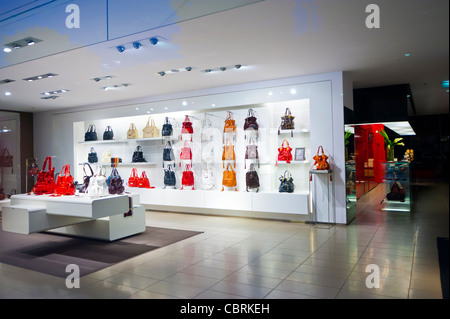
(34, 72, 347, 223)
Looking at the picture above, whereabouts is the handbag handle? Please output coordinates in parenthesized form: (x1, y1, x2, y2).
(249, 163, 256, 171)
(42, 156, 52, 171)
(247, 108, 255, 118)
(284, 108, 291, 116)
(105, 126, 113, 132)
(281, 140, 290, 148)
(129, 123, 136, 130)
(131, 168, 138, 178)
(226, 163, 234, 171)
(88, 124, 96, 132)
(165, 141, 172, 148)
(83, 162, 94, 177)
(184, 163, 192, 171)
(135, 145, 143, 152)
(225, 111, 233, 121)
(146, 117, 155, 127)
(317, 146, 325, 155)
(165, 117, 170, 124)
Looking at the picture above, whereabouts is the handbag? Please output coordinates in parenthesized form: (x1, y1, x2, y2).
(84, 124, 98, 141)
(245, 137, 259, 168)
(161, 117, 173, 137)
(102, 147, 112, 163)
(202, 142, 215, 164)
(312, 146, 330, 170)
(54, 164, 75, 196)
(244, 108, 259, 140)
(79, 162, 94, 193)
(143, 117, 160, 138)
(27, 159, 39, 177)
(108, 167, 125, 194)
(222, 163, 237, 190)
(201, 116, 214, 141)
(201, 166, 215, 190)
(31, 156, 56, 195)
(223, 111, 236, 134)
(0, 148, 13, 168)
(181, 115, 193, 141)
(163, 141, 175, 162)
(88, 147, 98, 163)
(164, 165, 176, 187)
(128, 168, 139, 187)
(127, 123, 139, 139)
(181, 164, 195, 189)
(103, 126, 114, 140)
(246, 163, 260, 192)
(138, 171, 154, 188)
(279, 170, 295, 193)
(180, 140, 192, 164)
(277, 140, 293, 163)
(132, 145, 147, 162)
(386, 181, 406, 202)
(87, 166, 108, 197)
(278, 108, 295, 136)
(222, 138, 236, 167)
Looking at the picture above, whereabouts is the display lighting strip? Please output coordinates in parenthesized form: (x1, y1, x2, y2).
(41, 89, 70, 96)
(102, 83, 131, 91)
(3, 37, 42, 53)
(201, 64, 245, 73)
(114, 36, 162, 53)
(0, 79, 15, 85)
(91, 75, 114, 82)
(157, 67, 194, 76)
(23, 73, 58, 82)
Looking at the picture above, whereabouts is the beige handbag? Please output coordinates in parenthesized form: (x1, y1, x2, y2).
(102, 147, 111, 163)
(143, 117, 160, 138)
(127, 123, 139, 139)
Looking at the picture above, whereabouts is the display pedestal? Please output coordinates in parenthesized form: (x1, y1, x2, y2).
(309, 170, 335, 228)
(2, 193, 146, 241)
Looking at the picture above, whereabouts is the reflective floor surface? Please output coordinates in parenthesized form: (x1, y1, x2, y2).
(0, 181, 448, 299)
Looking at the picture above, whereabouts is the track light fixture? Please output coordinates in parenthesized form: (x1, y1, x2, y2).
(117, 45, 125, 52)
(235, 64, 242, 69)
(201, 64, 246, 73)
(159, 72, 166, 76)
(150, 37, 158, 45)
(186, 67, 192, 71)
(133, 42, 141, 49)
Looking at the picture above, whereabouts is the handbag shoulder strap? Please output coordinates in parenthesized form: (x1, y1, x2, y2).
(317, 146, 324, 155)
(83, 163, 94, 177)
(131, 168, 138, 177)
(285, 108, 291, 116)
(42, 156, 52, 171)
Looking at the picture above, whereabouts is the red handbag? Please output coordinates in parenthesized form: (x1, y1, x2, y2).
(277, 140, 293, 163)
(181, 115, 193, 141)
(55, 164, 75, 196)
(31, 156, 56, 195)
(128, 168, 139, 187)
(138, 171, 155, 189)
(181, 164, 195, 189)
(180, 140, 192, 166)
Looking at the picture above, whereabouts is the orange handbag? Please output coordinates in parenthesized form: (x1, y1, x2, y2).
(222, 138, 236, 167)
(277, 140, 293, 163)
(222, 163, 237, 190)
(312, 146, 330, 170)
(223, 111, 236, 134)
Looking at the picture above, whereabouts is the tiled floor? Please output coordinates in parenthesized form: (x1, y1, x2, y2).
(0, 181, 447, 299)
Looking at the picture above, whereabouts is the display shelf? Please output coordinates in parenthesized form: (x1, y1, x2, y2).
(78, 140, 127, 144)
(277, 160, 310, 165)
(78, 162, 156, 166)
(272, 128, 310, 134)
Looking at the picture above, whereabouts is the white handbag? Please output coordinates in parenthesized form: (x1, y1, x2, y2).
(202, 142, 215, 164)
(102, 147, 111, 163)
(201, 167, 215, 190)
(87, 166, 108, 197)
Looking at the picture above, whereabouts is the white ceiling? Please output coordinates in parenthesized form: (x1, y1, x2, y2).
(0, 0, 448, 115)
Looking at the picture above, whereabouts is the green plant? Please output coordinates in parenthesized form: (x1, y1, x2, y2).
(345, 130, 353, 146)
(378, 129, 404, 161)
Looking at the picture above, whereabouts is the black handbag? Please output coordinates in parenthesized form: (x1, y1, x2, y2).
(88, 147, 98, 163)
(103, 126, 114, 140)
(84, 124, 98, 141)
(132, 146, 147, 163)
(278, 108, 295, 136)
(244, 108, 259, 131)
(386, 181, 406, 202)
(163, 141, 175, 162)
(79, 162, 94, 193)
(246, 164, 260, 192)
(162, 117, 173, 137)
(279, 170, 295, 193)
(164, 165, 176, 187)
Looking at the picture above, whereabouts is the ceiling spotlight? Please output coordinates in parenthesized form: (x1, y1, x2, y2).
(149, 37, 158, 45)
(158, 71, 166, 76)
(27, 40, 35, 46)
(4, 91, 11, 96)
(132, 42, 141, 49)
(186, 67, 192, 71)
(94, 78, 101, 82)
(117, 45, 125, 53)
(235, 64, 242, 69)
(205, 69, 212, 73)
(3, 47, 12, 53)
(220, 67, 227, 72)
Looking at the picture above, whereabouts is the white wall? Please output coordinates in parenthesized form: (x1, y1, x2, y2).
(34, 72, 346, 223)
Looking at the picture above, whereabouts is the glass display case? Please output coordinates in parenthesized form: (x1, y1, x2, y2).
(345, 161, 357, 223)
(381, 161, 411, 212)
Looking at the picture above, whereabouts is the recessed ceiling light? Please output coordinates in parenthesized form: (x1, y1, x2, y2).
(290, 89, 297, 95)
(3, 37, 42, 52)
(3, 47, 12, 53)
(23, 73, 58, 82)
(182, 101, 187, 106)
(4, 91, 12, 96)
